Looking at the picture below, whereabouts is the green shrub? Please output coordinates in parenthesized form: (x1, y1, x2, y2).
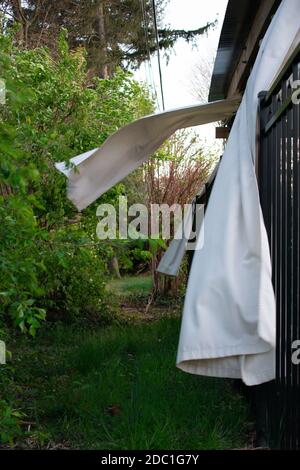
(40, 230, 115, 324)
(0, 31, 154, 333)
(0, 400, 24, 446)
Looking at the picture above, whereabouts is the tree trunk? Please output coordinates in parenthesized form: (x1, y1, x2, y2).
(96, 1, 109, 78)
(109, 256, 121, 279)
(149, 250, 180, 297)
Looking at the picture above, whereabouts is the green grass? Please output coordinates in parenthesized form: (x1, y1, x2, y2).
(5, 317, 251, 450)
(107, 274, 153, 298)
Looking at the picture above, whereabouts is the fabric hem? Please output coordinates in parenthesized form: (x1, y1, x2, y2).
(176, 362, 275, 386)
(177, 340, 272, 362)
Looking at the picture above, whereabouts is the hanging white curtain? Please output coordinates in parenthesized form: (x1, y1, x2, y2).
(55, 98, 239, 211)
(156, 202, 195, 277)
(157, 163, 219, 277)
(176, 0, 300, 386)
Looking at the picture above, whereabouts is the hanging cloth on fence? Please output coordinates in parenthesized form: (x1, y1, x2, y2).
(156, 202, 195, 277)
(157, 162, 219, 277)
(176, 0, 300, 386)
(55, 0, 299, 387)
(55, 98, 239, 211)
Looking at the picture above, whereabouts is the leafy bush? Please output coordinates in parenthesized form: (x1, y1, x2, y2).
(0, 400, 24, 446)
(0, 31, 154, 333)
(40, 230, 114, 324)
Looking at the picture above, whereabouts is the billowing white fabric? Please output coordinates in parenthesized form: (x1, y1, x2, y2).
(55, 98, 239, 210)
(156, 197, 204, 277)
(156, 236, 187, 277)
(157, 203, 194, 277)
(176, 0, 300, 386)
(157, 163, 219, 276)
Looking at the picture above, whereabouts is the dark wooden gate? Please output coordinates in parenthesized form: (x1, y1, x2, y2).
(258, 45, 300, 449)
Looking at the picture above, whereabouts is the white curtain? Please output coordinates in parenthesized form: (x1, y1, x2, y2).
(55, 98, 239, 211)
(156, 203, 195, 277)
(157, 163, 219, 276)
(176, 0, 299, 385)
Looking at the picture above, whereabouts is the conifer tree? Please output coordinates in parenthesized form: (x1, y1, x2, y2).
(0, 0, 214, 77)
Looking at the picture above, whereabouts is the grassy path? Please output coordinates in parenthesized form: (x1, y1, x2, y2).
(2, 276, 252, 449)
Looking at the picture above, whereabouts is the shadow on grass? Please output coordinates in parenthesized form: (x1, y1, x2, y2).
(10, 317, 251, 450)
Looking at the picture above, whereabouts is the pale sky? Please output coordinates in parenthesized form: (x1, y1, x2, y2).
(134, 0, 228, 111)
(134, 0, 228, 146)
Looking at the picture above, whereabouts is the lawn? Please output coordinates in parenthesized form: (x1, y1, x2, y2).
(3, 313, 251, 450)
(107, 274, 153, 299)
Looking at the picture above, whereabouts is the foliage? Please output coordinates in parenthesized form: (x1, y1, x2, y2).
(0, 31, 154, 334)
(0, 400, 24, 445)
(146, 129, 214, 207)
(40, 229, 114, 324)
(0, 0, 215, 77)
(142, 129, 215, 295)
